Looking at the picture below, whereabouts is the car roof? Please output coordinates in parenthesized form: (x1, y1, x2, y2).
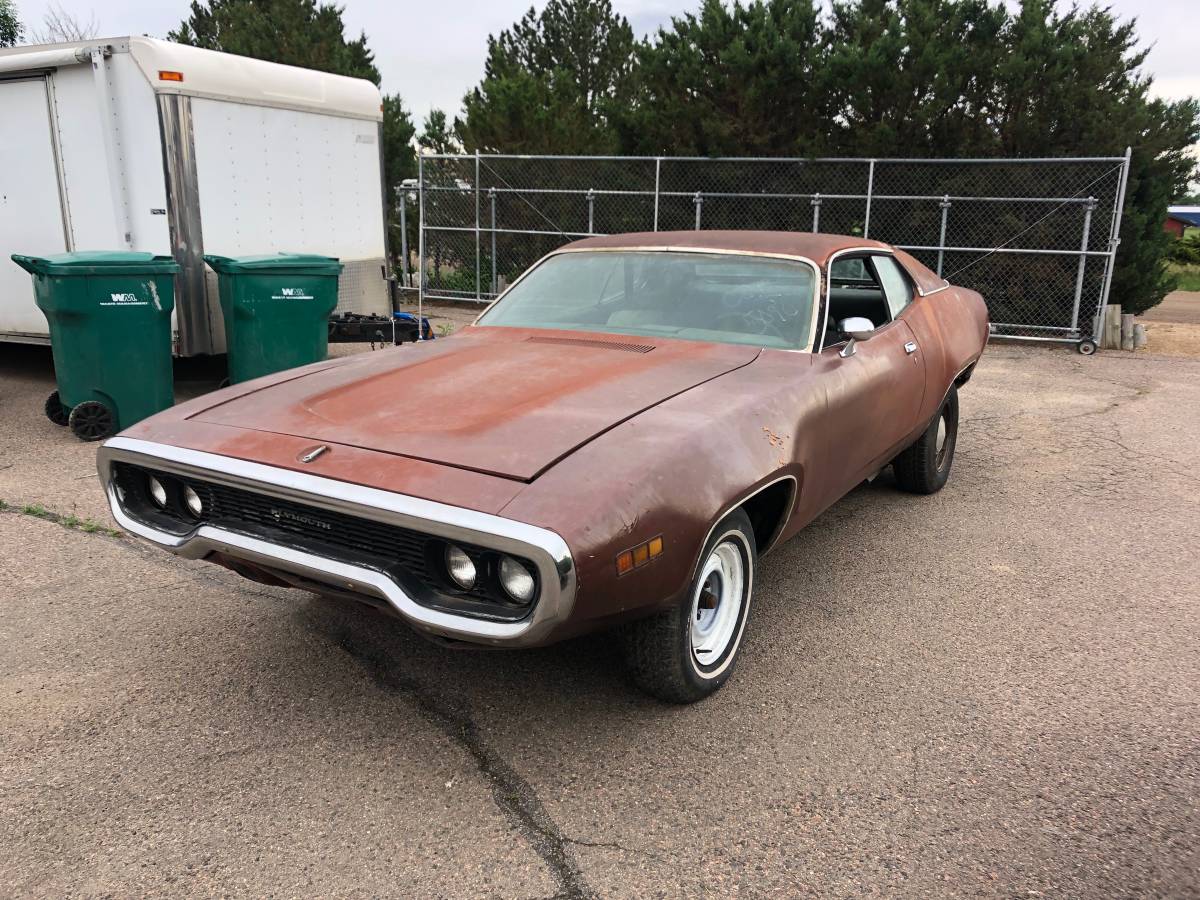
(561, 231, 892, 266)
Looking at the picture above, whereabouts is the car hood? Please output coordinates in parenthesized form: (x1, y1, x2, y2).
(191, 327, 760, 481)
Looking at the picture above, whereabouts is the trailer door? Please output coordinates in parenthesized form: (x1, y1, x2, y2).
(0, 77, 69, 338)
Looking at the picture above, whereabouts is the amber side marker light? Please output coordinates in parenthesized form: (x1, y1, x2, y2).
(616, 535, 664, 576)
(158, 70, 184, 82)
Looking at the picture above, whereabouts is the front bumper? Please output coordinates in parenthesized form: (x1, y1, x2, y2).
(97, 436, 577, 647)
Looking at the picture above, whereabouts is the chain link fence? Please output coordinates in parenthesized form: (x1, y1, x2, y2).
(411, 152, 1130, 348)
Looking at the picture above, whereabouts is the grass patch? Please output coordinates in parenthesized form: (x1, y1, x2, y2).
(1170, 263, 1200, 292)
(0, 498, 121, 538)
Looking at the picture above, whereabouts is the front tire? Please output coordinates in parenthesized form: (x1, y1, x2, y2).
(893, 386, 959, 494)
(622, 509, 756, 703)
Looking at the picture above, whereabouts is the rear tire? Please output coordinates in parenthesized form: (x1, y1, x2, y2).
(44, 391, 70, 426)
(622, 509, 756, 703)
(68, 401, 116, 442)
(893, 386, 959, 494)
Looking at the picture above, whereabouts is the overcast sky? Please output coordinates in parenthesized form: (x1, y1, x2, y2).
(12, 0, 1199, 127)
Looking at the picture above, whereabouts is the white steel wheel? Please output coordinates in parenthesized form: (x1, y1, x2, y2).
(935, 412, 950, 470)
(689, 539, 747, 674)
(621, 509, 757, 704)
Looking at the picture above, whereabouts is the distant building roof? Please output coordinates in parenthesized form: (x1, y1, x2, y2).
(1168, 207, 1200, 227)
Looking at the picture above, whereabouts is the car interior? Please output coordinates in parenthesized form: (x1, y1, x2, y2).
(482, 251, 819, 351)
(820, 254, 913, 349)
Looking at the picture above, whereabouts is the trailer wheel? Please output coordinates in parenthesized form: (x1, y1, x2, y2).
(1077, 339, 1097, 356)
(68, 401, 115, 442)
(44, 391, 70, 426)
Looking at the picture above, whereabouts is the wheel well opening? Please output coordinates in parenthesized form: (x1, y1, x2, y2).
(740, 479, 794, 553)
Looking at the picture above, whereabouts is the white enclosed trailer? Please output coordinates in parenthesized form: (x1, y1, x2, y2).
(0, 37, 389, 355)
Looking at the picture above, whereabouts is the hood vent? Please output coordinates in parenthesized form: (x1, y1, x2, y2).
(524, 334, 655, 354)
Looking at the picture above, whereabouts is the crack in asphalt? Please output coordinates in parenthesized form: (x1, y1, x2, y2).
(328, 629, 599, 900)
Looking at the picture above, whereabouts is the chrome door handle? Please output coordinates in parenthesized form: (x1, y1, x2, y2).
(904, 341, 918, 354)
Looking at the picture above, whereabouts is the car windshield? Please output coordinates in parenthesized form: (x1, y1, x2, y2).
(477, 250, 817, 351)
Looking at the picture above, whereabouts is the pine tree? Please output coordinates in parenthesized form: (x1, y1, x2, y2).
(456, 0, 636, 153)
(0, 0, 22, 47)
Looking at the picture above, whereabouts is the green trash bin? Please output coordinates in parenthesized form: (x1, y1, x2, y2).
(11, 251, 179, 442)
(205, 253, 343, 384)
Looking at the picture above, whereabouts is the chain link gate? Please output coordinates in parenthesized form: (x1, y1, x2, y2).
(412, 152, 1130, 351)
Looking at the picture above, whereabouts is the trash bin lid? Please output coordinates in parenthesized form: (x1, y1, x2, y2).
(11, 251, 180, 276)
(204, 253, 344, 275)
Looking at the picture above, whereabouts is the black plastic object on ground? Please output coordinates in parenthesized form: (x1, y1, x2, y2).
(328, 312, 435, 344)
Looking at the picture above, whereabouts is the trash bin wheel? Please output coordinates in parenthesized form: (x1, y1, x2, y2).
(44, 391, 70, 426)
(68, 401, 116, 442)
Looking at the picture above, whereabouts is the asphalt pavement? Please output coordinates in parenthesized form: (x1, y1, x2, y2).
(1, 339, 1198, 898)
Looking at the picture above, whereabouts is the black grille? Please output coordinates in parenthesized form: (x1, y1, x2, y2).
(112, 462, 537, 616)
(198, 479, 431, 576)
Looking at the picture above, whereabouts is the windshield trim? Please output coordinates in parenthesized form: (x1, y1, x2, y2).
(473, 246, 825, 354)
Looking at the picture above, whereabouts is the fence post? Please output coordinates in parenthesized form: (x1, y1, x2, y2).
(936, 195, 951, 276)
(417, 152, 424, 339)
(811, 193, 822, 233)
(489, 187, 497, 295)
(1069, 197, 1097, 333)
(1093, 146, 1132, 344)
(398, 191, 408, 287)
(694, 192, 703, 230)
(586, 188, 595, 235)
(863, 159, 876, 238)
(653, 157, 661, 231)
(474, 152, 481, 302)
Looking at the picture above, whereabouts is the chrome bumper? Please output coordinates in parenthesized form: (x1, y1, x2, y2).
(96, 436, 576, 647)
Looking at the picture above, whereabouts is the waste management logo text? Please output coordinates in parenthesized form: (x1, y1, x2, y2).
(272, 287, 314, 300)
(101, 293, 148, 307)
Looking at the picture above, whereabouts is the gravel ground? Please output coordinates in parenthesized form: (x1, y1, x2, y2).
(1, 337, 1198, 898)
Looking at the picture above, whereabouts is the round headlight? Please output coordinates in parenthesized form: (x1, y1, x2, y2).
(499, 556, 536, 604)
(444, 544, 477, 590)
(147, 476, 168, 508)
(183, 485, 203, 518)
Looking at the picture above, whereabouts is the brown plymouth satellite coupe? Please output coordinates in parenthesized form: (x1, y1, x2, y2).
(97, 231, 988, 702)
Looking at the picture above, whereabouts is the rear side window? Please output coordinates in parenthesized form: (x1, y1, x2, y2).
(830, 257, 870, 284)
(872, 256, 914, 319)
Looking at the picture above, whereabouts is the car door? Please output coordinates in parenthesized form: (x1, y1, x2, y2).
(809, 253, 925, 503)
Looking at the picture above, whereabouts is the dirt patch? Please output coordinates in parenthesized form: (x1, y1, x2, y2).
(1139, 321, 1200, 358)
(1139, 290, 1200, 324)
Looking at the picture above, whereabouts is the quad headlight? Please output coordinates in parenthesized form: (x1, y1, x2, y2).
(183, 485, 204, 518)
(147, 475, 168, 509)
(444, 544, 477, 590)
(499, 555, 536, 604)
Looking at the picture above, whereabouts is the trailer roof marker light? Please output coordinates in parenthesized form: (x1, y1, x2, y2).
(158, 70, 184, 82)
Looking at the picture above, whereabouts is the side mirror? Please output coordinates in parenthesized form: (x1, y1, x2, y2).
(837, 317, 875, 358)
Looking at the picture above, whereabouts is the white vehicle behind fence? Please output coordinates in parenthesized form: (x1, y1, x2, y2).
(0, 36, 389, 356)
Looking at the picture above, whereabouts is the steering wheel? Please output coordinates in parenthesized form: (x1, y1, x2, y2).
(713, 312, 787, 341)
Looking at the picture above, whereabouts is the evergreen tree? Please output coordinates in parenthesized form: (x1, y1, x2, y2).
(0, 0, 22, 47)
(822, 0, 1006, 156)
(990, 0, 1198, 312)
(619, 0, 829, 157)
(419, 109, 459, 155)
(456, 0, 636, 153)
